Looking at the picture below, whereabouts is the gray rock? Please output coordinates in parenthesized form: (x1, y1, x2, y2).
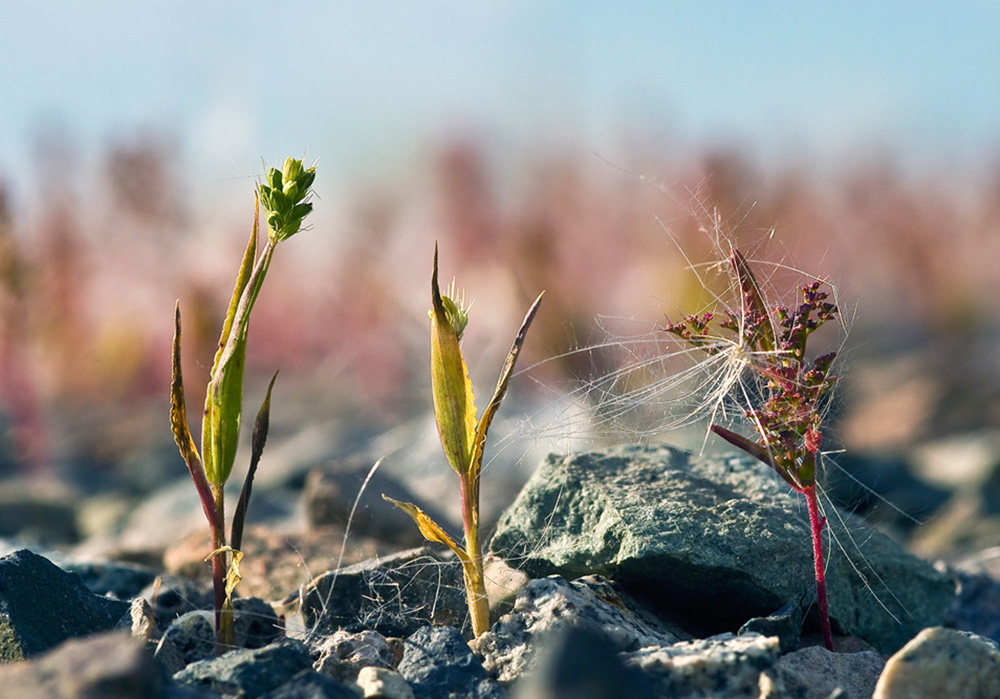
(0, 630, 169, 698)
(398, 625, 504, 699)
(625, 632, 783, 698)
(62, 558, 158, 600)
(259, 668, 359, 699)
(775, 645, 885, 699)
(474, 575, 686, 684)
(154, 600, 284, 675)
(313, 629, 397, 682)
(232, 597, 283, 649)
(174, 636, 313, 697)
(303, 461, 454, 546)
(0, 482, 80, 545)
(142, 574, 216, 631)
(0, 548, 131, 660)
(118, 596, 157, 641)
(945, 569, 1000, 644)
(739, 603, 804, 653)
(510, 624, 656, 699)
(297, 546, 468, 638)
(155, 611, 216, 675)
(355, 666, 415, 699)
(873, 626, 1000, 699)
(490, 444, 956, 653)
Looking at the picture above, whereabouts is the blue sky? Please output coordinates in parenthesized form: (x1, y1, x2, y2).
(2, 2, 998, 202)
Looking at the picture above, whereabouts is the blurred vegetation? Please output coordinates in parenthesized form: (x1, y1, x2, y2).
(1, 128, 998, 479)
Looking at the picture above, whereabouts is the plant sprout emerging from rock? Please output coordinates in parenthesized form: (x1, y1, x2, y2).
(664, 248, 839, 651)
(384, 245, 543, 638)
(170, 157, 315, 651)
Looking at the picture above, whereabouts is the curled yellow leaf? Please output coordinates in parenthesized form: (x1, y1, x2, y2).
(381, 494, 469, 565)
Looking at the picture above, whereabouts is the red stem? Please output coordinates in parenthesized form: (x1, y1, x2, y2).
(803, 483, 834, 651)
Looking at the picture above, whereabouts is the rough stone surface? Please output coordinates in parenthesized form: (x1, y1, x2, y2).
(142, 574, 215, 631)
(231, 597, 283, 649)
(355, 666, 415, 699)
(474, 574, 686, 683)
(509, 624, 656, 699)
(62, 558, 158, 601)
(303, 461, 454, 546)
(398, 625, 504, 699)
(625, 632, 783, 698)
(313, 629, 397, 682)
(174, 636, 313, 697)
(0, 548, 130, 660)
(945, 568, 1000, 644)
(154, 611, 216, 675)
(297, 546, 468, 638)
(154, 600, 283, 676)
(491, 444, 956, 653)
(0, 630, 169, 699)
(259, 668, 359, 699)
(738, 603, 804, 653)
(774, 645, 885, 699)
(874, 626, 1000, 699)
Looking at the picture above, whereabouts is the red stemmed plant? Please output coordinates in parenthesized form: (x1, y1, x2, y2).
(664, 248, 840, 651)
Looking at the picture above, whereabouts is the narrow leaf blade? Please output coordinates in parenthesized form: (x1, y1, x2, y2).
(170, 303, 217, 525)
(429, 244, 477, 475)
(472, 291, 543, 473)
(231, 371, 277, 551)
(730, 248, 775, 353)
(382, 494, 469, 564)
(710, 424, 801, 490)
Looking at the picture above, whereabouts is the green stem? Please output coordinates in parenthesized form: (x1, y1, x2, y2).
(460, 473, 489, 638)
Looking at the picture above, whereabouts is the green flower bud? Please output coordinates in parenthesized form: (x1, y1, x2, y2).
(268, 167, 282, 191)
(298, 168, 316, 192)
(269, 188, 287, 213)
(282, 157, 303, 184)
(290, 202, 313, 221)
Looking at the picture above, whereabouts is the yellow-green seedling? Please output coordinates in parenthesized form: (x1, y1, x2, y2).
(664, 248, 840, 651)
(384, 244, 543, 639)
(170, 157, 315, 651)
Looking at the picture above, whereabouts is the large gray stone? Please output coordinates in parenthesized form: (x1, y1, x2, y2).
(0, 548, 130, 661)
(398, 625, 504, 699)
(624, 632, 783, 697)
(296, 547, 468, 638)
(174, 637, 313, 697)
(774, 645, 884, 699)
(873, 626, 1000, 699)
(474, 575, 686, 684)
(490, 444, 956, 653)
(0, 630, 170, 699)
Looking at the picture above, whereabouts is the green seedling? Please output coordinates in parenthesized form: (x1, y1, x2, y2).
(170, 157, 315, 650)
(384, 244, 543, 639)
(664, 248, 840, 651)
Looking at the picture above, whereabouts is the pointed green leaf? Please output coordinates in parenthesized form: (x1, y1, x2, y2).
(231, 371, 277, 551)
(202, 204, 260, 486)
(710, 424, 802, 490)
(429, 244, 477, 475)
(730, 248, 775, 353)
(471, 291, 543, 476)
(382, 495, 470, 564)
(170, 303, 218, 525)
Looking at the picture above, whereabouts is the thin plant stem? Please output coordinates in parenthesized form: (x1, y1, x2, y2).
(803, 483, 834, 651)
(460, 473, 489, 638)
(210, 485, 234, 651)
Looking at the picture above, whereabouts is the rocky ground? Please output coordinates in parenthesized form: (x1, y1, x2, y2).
(2, 346, 1000, 697)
